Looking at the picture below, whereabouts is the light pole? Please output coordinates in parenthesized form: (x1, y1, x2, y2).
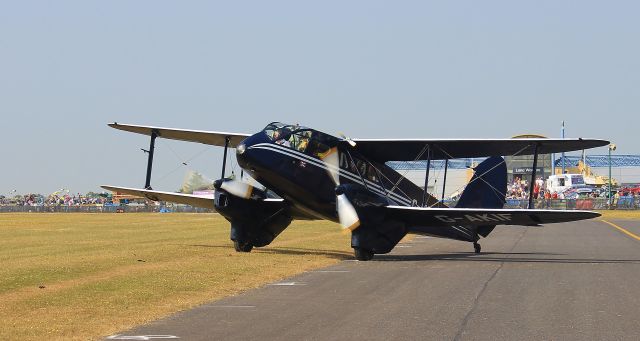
(608, 144, 616, 209)
(561, 121, 566, 174)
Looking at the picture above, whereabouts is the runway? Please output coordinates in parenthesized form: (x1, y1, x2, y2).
(106, 219, 640, 340)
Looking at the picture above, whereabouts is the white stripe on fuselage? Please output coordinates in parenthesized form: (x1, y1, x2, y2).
(250, 143, 411, 205)
(250, 143, 476, 240)
(248, 143, 413, 206)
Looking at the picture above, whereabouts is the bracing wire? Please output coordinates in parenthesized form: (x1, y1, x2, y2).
(153, 140, 212, 185)
(430, 144, 533, 207)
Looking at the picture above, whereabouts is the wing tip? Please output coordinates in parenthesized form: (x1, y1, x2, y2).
(100, 185, 134, 192)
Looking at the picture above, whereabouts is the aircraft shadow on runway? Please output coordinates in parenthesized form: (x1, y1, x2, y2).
(188, 244, 352, 260)
(375, 252, 640, 264)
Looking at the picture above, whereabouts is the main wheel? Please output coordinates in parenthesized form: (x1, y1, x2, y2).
(234, 240, 253, 252)
(354, 248, 374, 261)
(473, 242, 481, 254)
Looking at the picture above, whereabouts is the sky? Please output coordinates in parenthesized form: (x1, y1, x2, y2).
(1, 0, 638, 195)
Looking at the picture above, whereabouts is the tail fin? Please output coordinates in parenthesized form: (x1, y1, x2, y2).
(455, 156, 507, 237)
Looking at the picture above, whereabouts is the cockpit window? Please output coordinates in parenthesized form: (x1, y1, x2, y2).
(263, 122, 304, 142)
(263, 122, 289, 141)
(287, 129, 313, 152)
(261, 122, 339, 158)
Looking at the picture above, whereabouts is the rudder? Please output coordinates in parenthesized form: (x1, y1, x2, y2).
(455, 156, 507, 237)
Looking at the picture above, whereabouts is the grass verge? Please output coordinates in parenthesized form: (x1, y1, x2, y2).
(596, 210, 640, 220)
(0, 213, 352, 340)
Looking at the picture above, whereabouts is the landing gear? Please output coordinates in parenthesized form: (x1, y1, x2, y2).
(354, 248, 374, 261)
(234, 240, 253, 253)
(473, 242, 481, 254)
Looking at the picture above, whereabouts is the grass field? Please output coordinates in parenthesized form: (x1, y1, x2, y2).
(0, 213, 352, 340)
(2, 211, 637, 340)
(597, 210, 640, 220)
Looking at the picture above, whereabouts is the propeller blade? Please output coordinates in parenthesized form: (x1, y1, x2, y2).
(320, 146, 361, 231)
(337, 193, 360, 231)
(322, 147, 340, 186)
(220, 179, 254, 199)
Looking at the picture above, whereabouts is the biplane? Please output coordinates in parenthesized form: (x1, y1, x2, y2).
(102, 122, 608, 260)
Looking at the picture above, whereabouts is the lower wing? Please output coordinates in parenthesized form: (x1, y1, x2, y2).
(386, 206, 600, 227)
(101, 185, 216, 209)
(100, 185, 317, 220)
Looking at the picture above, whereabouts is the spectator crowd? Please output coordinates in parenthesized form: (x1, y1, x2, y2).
(0, 192, 109, 206)
(505, 176, 640, 209)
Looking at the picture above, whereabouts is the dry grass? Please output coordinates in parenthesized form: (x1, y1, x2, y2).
(596, 210, 640, 220)
(0, 213, 352, 340)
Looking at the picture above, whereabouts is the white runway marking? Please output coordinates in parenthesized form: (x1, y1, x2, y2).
(106, 335, 179, 340)
(268, 282, 306, 286)
(415, 236, 432, 239)
(395, 245, 412, 248)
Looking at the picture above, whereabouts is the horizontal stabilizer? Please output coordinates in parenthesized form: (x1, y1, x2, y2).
(101, 185, 215, 209)
(386, 206, 600, 227)
(108, 122, 250, 147)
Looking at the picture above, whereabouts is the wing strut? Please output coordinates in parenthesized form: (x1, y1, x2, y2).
(528, 143, 539, 209)
(422, 145, 431, 207)
(441, 158, 448, 202)
(221, 136, 230, 178)
(144, 129, 158, 189)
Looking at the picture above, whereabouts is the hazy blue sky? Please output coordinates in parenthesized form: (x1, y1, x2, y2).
(1, 1, 638, 194)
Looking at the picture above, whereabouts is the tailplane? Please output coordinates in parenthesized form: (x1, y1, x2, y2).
(455, 156, 507, 237)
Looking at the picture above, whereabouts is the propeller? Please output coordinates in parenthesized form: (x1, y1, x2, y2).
(215, 173, 268, 200)
(181, 170, 214, 193)
(322, 146, 361, 231)
(219, 179, 254, 199)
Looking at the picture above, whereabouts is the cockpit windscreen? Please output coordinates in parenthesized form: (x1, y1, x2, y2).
(262, 122, 339, 157)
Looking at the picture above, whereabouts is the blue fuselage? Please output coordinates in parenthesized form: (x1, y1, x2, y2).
(236, 129, 425, 221)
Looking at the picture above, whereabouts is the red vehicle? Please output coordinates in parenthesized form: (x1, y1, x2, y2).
(619, 187, 640, 196)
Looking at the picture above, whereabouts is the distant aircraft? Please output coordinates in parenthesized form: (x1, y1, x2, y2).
(103, 122, 608, 260)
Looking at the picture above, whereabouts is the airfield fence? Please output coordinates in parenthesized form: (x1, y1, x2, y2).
(521, 198, 636, 210)
(1, 198, 638, 213)
(446, 198, 639, 210)
(0, 205, 215, 213)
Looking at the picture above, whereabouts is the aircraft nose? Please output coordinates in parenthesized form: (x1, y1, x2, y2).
(235, 132, 267, 169)
(236, 140, 250, 168)
(236, 143, 246, 155)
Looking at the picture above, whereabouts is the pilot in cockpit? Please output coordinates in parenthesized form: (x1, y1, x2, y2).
(274, 128, 291, 147)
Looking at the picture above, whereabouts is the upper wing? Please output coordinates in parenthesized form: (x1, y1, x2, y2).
(386, 206, 600, 227)
(351, 138, 609, 162)
(108, 122, 250, 147)
(101, 185, 216, 209)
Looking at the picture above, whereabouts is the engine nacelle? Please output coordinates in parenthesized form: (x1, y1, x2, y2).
(338, 183, 407, 254)
(214, 184, 291, 249)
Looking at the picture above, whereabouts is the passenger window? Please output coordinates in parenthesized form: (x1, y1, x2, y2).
(356, 160, 367, 178)
(367, 165, 378, 182)
(348, 158, 359, 174)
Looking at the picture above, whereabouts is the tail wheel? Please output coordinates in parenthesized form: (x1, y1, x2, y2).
(473, 242, 481, 254)
(234, 240, 253, 253)
(354, 248, 374, 261)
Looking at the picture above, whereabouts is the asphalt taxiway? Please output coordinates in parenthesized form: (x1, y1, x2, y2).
(106, 219, 640, 340)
